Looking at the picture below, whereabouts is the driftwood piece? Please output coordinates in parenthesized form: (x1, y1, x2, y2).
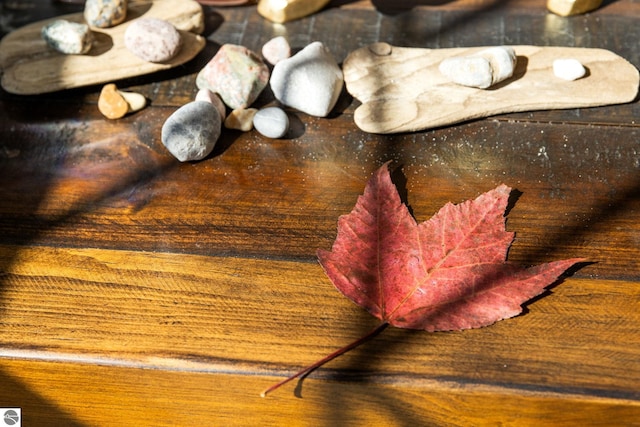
(0, 0, 205, 95)
(343, 43, 640, 134)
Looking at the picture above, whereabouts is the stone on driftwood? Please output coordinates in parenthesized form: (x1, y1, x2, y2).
(84, 0, 128, 28)
(553, 58, 587, 81)
(124, 18, 182, 63)
(41, 20, 93, 55)
(439, 46, 517, 89)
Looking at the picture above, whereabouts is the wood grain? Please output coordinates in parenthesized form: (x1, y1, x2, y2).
(1, 0, 639, 425)
(1, 358, 638, 426)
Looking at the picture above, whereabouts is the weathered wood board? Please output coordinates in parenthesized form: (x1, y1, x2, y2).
(0, 0, 206, 95)
(343, 43, 640, 134)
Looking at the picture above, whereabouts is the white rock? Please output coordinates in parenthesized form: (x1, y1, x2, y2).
(253, 107, 289, 138)
(41, 19, 93, 55)
(262, 36, 291, 65)
(439, 46, 517, 89)
(553, 58, 586, 81)
(270, 41, 343, 117)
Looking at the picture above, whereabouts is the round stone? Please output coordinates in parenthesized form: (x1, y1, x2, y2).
(253, 107, 289, 139)
(124, 18, 182, 63)
(161, 101, 221, 162)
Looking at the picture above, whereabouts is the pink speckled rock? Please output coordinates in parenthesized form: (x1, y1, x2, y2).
(124, 18, 182, 63)
(196, 44, 270, 110)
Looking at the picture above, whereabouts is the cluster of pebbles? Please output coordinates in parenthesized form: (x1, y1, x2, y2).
(162, 36, 345, 162)
(40, 1, 589, 162)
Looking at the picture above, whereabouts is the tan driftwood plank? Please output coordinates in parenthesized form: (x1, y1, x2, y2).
(0, 0, 205, 95)
(343, 44, 640, 134)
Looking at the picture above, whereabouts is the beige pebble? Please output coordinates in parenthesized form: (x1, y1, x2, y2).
(224, 108, 258, 131)
(118, 90, 147, 113)
(98, 83, 129, 119)
(547, 0, 603, 16)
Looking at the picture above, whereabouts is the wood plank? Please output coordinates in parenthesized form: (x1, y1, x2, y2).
(0, 358, 638, 426)
(1, 245, 638, 399)
(1, 104, 639, 279)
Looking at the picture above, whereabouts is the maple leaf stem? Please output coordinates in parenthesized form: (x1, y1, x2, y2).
(260, 321, 389, 397)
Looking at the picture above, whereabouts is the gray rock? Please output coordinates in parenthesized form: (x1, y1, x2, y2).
(84, 0, 127, 28)
(161, 101, 221, 162)
(124, 18, 182, 63)
(270, 41, 343, 117)
(41, 19, 93, 55)
(253, 107, 289, 138)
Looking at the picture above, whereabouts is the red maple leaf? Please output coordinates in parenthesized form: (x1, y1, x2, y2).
(262, 162, 583, 397)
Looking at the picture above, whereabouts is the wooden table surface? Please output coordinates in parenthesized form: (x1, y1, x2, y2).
(1, 1, 639, 425)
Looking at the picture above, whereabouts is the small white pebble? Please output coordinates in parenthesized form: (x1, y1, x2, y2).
(262, 36, 291, 65)
(253, 107, 289, 138)
(553, 58, 586, 81)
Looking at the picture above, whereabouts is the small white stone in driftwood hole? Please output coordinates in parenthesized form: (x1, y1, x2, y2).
(553, 58, 586, 81)
(439, 46, 517, 89)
